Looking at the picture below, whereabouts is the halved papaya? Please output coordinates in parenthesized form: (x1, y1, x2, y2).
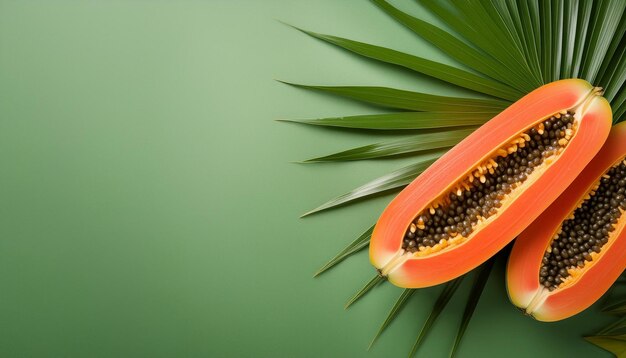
(370, 79, 612, 288)
(507, 122, 626, 322)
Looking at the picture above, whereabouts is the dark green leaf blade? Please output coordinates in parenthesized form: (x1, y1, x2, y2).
(560, 0, 579, 78)
(314, 225, 374, 277)
(303, 128, 474, 162)
(597, 316, 626, 336)
(571, 0, 594, 78)
(596, 12, 626, 86)
(409, 277, 465, 357)
(551, 0, 563, 81)
(612, 88, 626, 123)
(420, 1, 474, 42)
(603, 299, 626, 315)
(345, 274, 385, 309)
(476, 0, 540, 87)
(603, 46, 626, 102)
(369, 288, 417, 350)
(279, 82, 510, 112)
(491, 0, 525, 56)
(289, 25, 523, 101)
(371, 0, 532, 93)
(451, 0, 540, 88)
(540, 0, 553, 83)
(579, 0, 626, 83)
(302, 151, 444, 216)
(503, 0, 543, 81)
(584, 335, 626, 357)
(283, 112, 491, 130)
(450, 258, 496, 358)
(424, 0, 538, 88)
(517, 0, 543, 82)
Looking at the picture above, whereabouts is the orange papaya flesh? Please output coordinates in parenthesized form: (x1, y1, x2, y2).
(508, 122, 626, 322)
(370, 79, 612, 289)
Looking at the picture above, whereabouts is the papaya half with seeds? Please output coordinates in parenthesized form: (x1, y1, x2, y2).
(507, 122, 626, 322)
(369, 79, 612, 289)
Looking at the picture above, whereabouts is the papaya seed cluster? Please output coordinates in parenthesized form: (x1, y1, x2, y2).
(540, 160, 626, 291)
(402, 112, 576, 255)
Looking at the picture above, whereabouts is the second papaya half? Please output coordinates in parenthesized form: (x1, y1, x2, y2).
(370, 79, 612, 288)
(508, 122, 626, 322)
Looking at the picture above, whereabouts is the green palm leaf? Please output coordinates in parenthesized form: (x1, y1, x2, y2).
(584, 335, 626, 357)
(491, 1, 524, 58)
(369, 288, 417, 350)
(302, 151, 444, 217)
(423, 0, 529, 86)
(603, 45, 626, 103)
(409, 277, 464, 357)
(314, 225, 374, 277)
(450, 258, 496, 358)
(279, 82, 510, 112)
(612, 88, 626, 123)
(540, 0, 553, 82)
(303, 128, 473, 162)
(345, 274, 385, 309)
(372, 0, 533, 93)
(609, 93, 626, 122)
(502, 0, 542, 80)
(603, 299, 626, 315)
(597, 316, 626, 336)
(284, 0, 626, 356)
(480, 0, 527, 60)
(550, 0, 564, 82)
(516, 0, 543, 80)
(579, 0, 626, 83)
(570, 0, 594, 78)
(290, 26, 523, 100)
(598, 15, 626, 104)
(452, 1, 539, 87)
(560, 0, 579, 79)
(596, 14, 626, 88)
(283, 112, 491, 131)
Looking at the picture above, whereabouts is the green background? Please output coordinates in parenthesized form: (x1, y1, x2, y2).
(0, 0, 617, 357)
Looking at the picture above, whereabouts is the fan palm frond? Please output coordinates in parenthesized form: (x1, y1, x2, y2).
(283, 0, 626, 355)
